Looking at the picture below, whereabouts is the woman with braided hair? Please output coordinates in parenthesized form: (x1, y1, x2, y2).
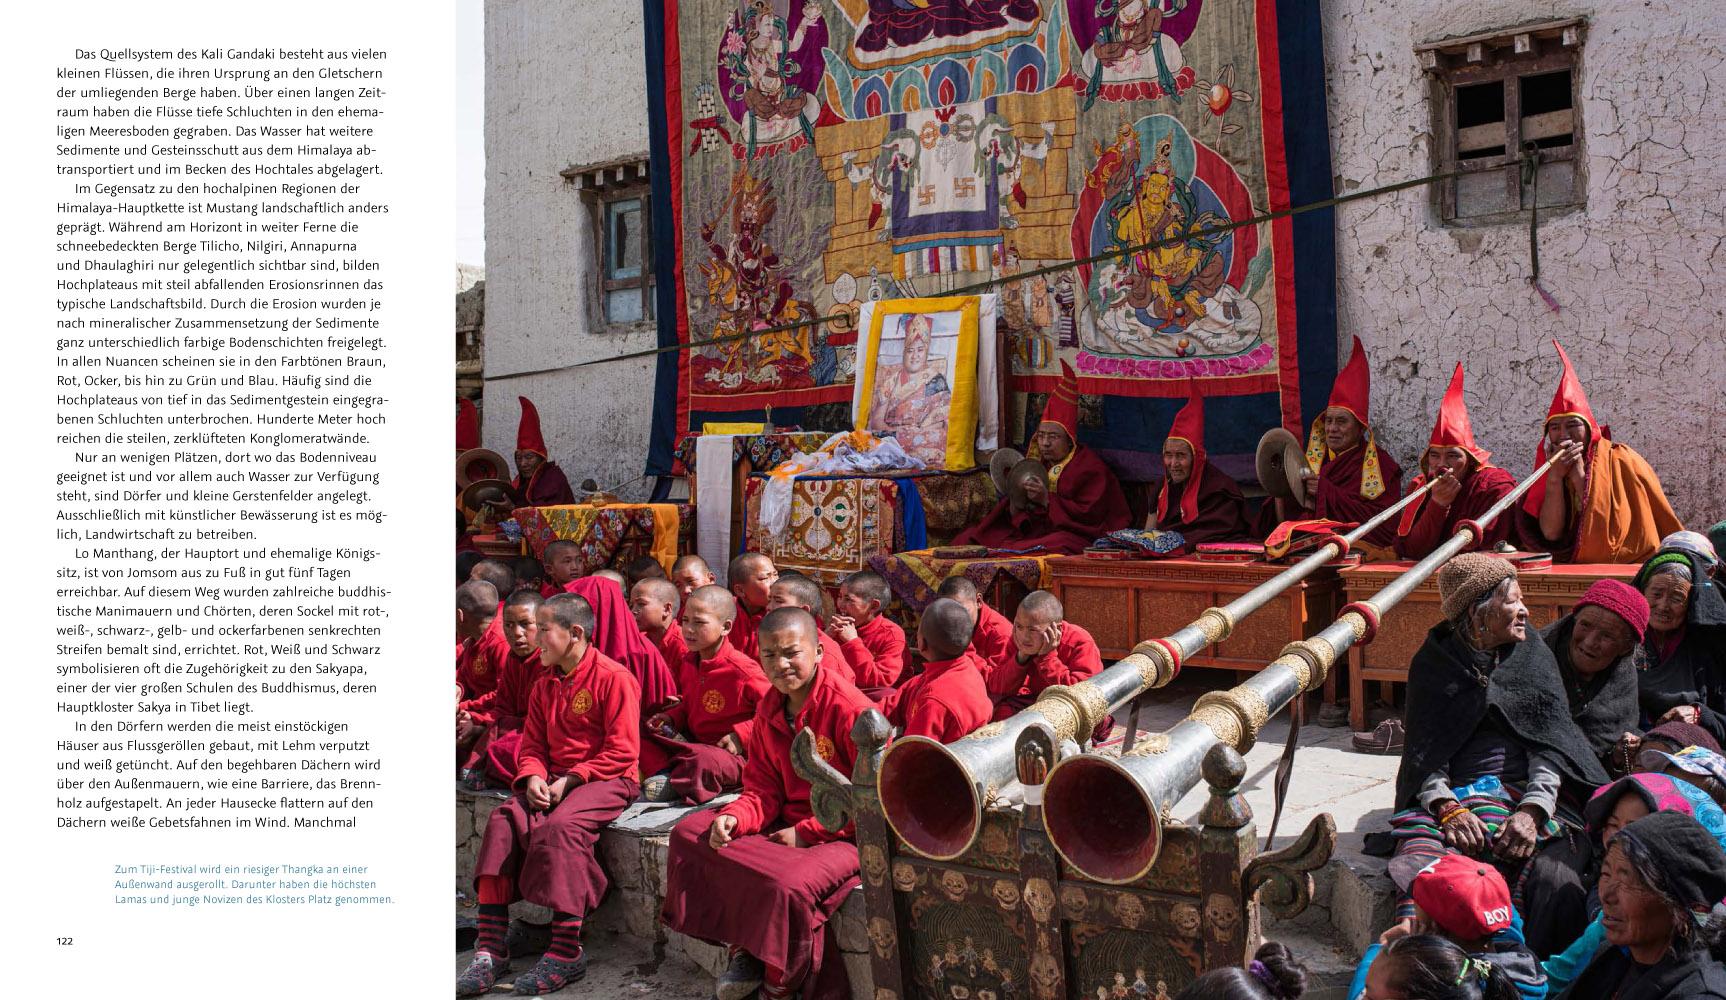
(1362, 935, 1521, 1000)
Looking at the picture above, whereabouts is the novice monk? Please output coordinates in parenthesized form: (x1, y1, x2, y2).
(767, 572, 856, 684)
(989, 591, 1106, 727)
(630, 577, 687, 674)
(511, 556, 546, 596)
(460, 591, 550, 787)
(827, 570, 907, 692)
(592, 567, 628, 590)
(938, 576, 1016, 686)
(540, 540, 582, 598)
(672, 554, 718, 604)
(727, 552, 778, 659)
(470, 558, 517, 597)
(458, 594, 641, 997)
(456, 580, 510, 765)
(641, 586, 770, 803)
(624, 555, 667, 592)
(661, 608, 875, 1000)
(876, 598, 991, 742)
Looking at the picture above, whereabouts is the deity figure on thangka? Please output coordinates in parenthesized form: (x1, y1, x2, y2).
(1069, 0, 1204, 108)
(851, 0, 1044, 59)
(716, 1, 829, 158)
(1073, 114, 1268, 367)
(695, 169, 818, 390)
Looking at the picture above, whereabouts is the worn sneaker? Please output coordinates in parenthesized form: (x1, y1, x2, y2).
(455, 951, 508, 997)
(715, 949, 765, 1000)
(511, 952, 587, 995)
(640, 773, 677, 802)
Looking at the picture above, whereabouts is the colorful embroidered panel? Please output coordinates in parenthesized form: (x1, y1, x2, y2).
(742, 476, 901, 585)
(647, 1, 1337, 483)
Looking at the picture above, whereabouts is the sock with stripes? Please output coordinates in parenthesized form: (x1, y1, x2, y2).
(511, 912, 586, 996)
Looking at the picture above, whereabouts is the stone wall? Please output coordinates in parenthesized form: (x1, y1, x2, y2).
(1322, 0, 1726, 525)
(480, 0, 659, 498)
(456, 790, 874, 998)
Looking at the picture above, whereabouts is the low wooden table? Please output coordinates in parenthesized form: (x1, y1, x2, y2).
(1340, 562, 1640, 731)
(1048, 556, 1347, 703)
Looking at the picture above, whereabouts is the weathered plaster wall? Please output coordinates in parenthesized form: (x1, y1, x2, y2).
(481, 0, 659, 497)
(1323, 0, 1726, 525)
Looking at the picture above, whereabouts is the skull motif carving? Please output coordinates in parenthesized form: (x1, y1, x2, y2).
(861, 845, 888, 887)
(1204, 892, 1241, 940)
(867, 916, 896, 959)
(1060, 885, 1088, 919)
(892, 861, 917, 893)
(991, 879, 1020, 910)
(939, 869, 969, 902)
(1029, 950, 1061, 999)
(1023, 877, 1055, 924)
(1113, 893, 1147, 929)
(1170, 902, 1201, 938)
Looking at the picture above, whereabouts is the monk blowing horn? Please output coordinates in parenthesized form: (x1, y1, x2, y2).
(1039, 455, 1560, 883)
(877, 472, 1447, 861)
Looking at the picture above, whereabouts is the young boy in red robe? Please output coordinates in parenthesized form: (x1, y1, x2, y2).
(988, 591, 1107, 734)
(661, 608, 875, 1000)
(938, 576, 1016, 688)
(641, 586, 770, 803)
(458, 593, 641, 997)
(460, 590, 549, 787)
(767, 572, 856, 684)
(726, 552, 778, 659)
(624, 555, 667, 593)
(469, 558, 517, 597)
(826, 569, 907, 693)
(456, 581, 511, 766)
(629, 577, 687, 675)
(876, 598, 991, 742)
(540, 540, 582, 599)
(672, 554, 718, 606)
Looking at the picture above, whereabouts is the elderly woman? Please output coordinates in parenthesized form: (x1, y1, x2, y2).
(1389, 553, 1608, 956)
(1539, 579, 1648, 774)
(1636, 548, 1726, 743)
(1556, 811, 1726, 998)
(1543, 773, 1726, 993)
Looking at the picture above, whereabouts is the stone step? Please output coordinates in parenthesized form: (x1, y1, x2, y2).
(1259, 919, 1361, 1000)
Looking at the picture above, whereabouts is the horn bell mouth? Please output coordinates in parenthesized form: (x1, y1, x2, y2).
(878, 736, 982, 861)
(1044, 753, 1162, 883)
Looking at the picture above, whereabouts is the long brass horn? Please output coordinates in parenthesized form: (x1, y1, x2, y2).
(1042, 458, 1557, 882)
(877, 467, 1444, 860)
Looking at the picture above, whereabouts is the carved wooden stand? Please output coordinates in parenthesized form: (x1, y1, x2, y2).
(797, 715, 1337, 1000)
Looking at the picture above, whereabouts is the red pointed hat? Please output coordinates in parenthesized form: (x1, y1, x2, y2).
(1427, 363, 1490, 465)
(516, 396, 549, 458)
(1159, 381, 1207, 525)
(1523, 340, 1603, 517)
(456, 397, 480, 452)
(1038, 360, 1080, 440)
(1327, 336, 1371, 426)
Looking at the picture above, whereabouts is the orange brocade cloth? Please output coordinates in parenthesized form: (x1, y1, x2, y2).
(1567, 439, 1684, 563)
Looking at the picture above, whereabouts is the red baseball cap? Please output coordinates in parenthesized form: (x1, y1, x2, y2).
(1389, 853, 1514, 940)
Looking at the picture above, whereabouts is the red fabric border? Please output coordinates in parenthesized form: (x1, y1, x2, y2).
(1255, 0, 1301, 435)
(666, 0, 692, 445)
(1012, 372, 1279, 399)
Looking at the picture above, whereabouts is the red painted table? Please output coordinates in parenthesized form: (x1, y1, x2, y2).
(1340, 562, 1640, 730)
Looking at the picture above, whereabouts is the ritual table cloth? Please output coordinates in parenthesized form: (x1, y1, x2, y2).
(1339, 562, 1640, 731)
(513, 503, 693, 576)
(743, 476, 903, 587)
(673, 431, 831, 477)
(872, 547, 1058, 615)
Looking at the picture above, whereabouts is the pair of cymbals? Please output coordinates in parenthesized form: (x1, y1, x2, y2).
(1256, 428, 1313, 505)
(461, 478, 521, 516)
(458, 448, 510, 490)
(989, 447, 1049, 513)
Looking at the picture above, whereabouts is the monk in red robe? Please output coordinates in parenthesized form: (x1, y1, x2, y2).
(564, 575, 678, 712)
(1395, 363, 1518, 559)
(640, 587, 769, 804)
(1152, 383, 1251, 545)
(661, 608, 875, 1000)
(1517, 340, 1683, 563)
(956, 361, 1131, 554)
(513, 396, 577, 508)
(458, 593, 641, 997)
(937, 576, 1016, 689)
(727, 552, 778, 660)
(1257, 337, 1405, 557)
(460, 591, 551, 787)
(671, 553, 718, 608)
(826, 569, 907, 693)
(767, 572, 858, 685)
(539, 540, 581, 599)
(456, 581, 512, 767)
(630, 577, 687, 673)
(988, 591, 1106, 722)
(876, 599, 991, 742)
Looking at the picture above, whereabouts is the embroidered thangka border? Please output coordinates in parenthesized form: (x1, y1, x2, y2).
(646, 0, 1338, 484)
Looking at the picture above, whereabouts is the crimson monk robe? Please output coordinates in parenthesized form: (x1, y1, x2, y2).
(877, 651, 992, 743)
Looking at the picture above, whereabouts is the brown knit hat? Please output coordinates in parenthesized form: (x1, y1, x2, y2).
(1438, 552, 1518, 622)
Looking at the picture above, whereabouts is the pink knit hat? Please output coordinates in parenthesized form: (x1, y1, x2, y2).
(1573, 578, 1651, 642)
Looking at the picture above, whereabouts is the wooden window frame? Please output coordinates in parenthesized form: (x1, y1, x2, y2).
(1421, 20, 1586, 225)
(598, 187, 655, 327)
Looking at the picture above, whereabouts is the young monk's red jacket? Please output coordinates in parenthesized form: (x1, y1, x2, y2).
(460, 648, 547, 729)
(986, 621, 1104, 699)
(839, 614, 908, 688)
(667, 639, 770, 746)
(515, 645, 641, 787)
(877, 651, 990, 743)
(967, 602, 1017, 688)
(456, 611, 511, 700)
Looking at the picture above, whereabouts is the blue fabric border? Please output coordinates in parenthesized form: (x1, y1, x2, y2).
(644, 0, 680, 476)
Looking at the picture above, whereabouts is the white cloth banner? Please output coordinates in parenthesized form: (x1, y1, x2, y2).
(694, 434, 737, 574)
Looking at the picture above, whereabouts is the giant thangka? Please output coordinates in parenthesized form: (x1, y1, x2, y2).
(646, 1, 1337, 481)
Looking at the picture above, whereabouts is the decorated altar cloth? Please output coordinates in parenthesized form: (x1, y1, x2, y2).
(672, 431, 830, 477)
(513, 503, 693, 575)
(643, 0, 1340, 489)
(870, 547, 1059, 614)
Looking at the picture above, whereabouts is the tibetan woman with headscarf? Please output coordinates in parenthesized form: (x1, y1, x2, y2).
(1394, 363, 1519, 560)
(1636, 547, 1726, 743)
(1390, 553, 1609, 956)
